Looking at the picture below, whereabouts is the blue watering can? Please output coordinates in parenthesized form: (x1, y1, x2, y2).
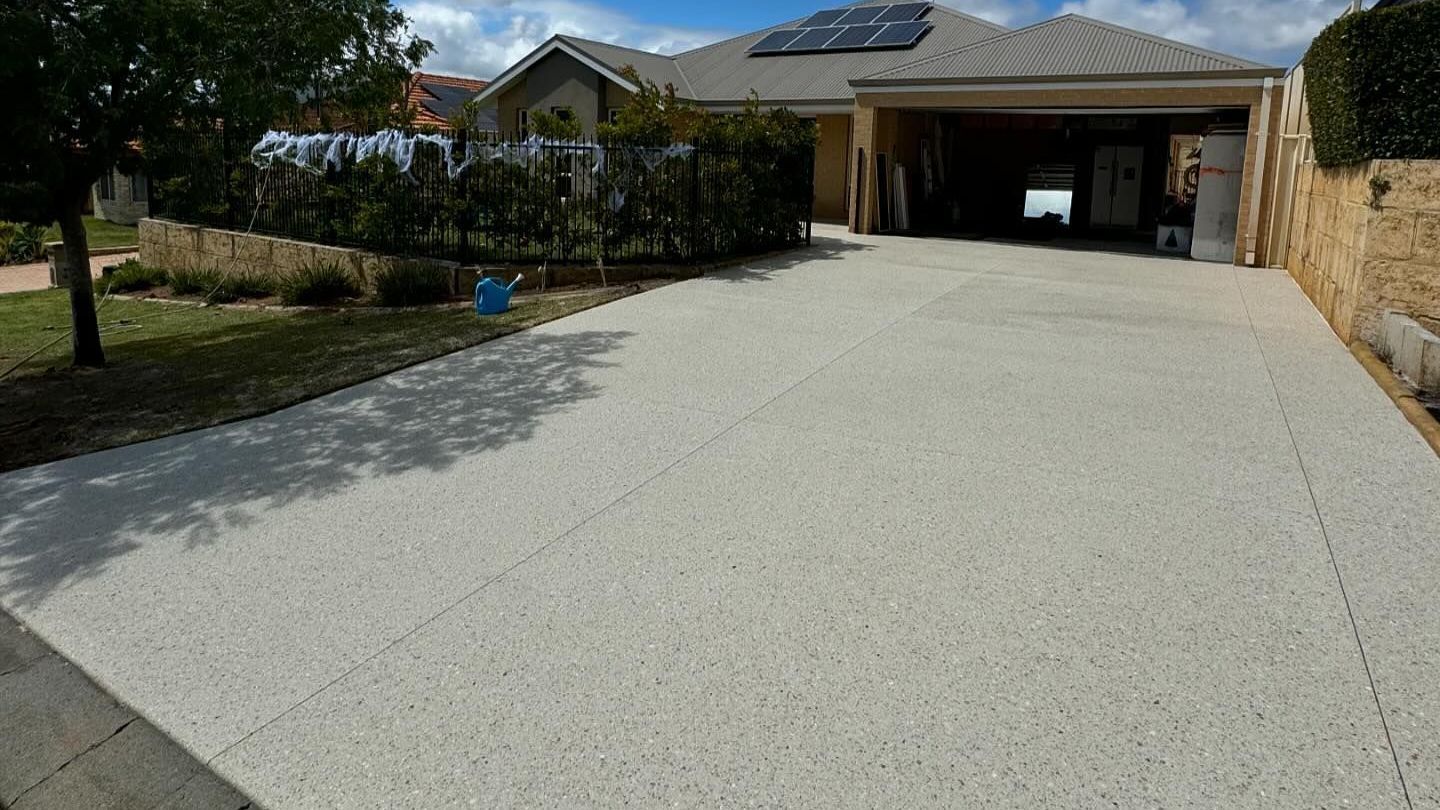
(474, 273, 523, 315)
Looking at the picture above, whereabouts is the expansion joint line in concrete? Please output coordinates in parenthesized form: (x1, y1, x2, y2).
(1230, 267, 1415, 810)
(204, 259, 998, 769)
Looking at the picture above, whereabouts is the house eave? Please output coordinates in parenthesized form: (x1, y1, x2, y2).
(850, 69, 1287, 93)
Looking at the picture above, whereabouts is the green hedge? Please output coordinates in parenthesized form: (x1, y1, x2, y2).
(1304, 1, 1440, 166)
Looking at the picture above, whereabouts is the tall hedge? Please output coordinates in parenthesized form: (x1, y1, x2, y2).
(1304, 0, 1440, 166)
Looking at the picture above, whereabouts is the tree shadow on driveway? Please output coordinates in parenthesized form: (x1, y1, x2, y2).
(0, 327, 634, 610)
(705, 234, 872, 284)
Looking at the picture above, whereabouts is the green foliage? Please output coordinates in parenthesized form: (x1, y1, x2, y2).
(374, 260, 453, 306)
(281, 261, 362, 306)
(0, 221, 47, 264)
(1367, 174, 1392, 210)
(530, 110, 584, 141)
(169, 266, 222, 297)
(96, 260, 168, 294)
(1304, 1, 1440, 165)
(223, 270, 282, 300)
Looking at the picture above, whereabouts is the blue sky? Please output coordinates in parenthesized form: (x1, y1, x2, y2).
(402, 0, 1350, 81)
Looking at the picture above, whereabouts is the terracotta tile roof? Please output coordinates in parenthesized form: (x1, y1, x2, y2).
(407, 72, 490, 130)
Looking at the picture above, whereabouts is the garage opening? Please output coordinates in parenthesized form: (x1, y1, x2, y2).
(879, 108, 1250, 260)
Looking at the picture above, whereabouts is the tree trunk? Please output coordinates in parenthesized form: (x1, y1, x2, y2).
(57, 192, 104, 367)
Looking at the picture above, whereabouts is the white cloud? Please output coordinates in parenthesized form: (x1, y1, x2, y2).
(939, 0, 1040, 28)
(401, 0, 725, 80)
(1055, 0, 1349, 63)
(403, 0, 1349, 82)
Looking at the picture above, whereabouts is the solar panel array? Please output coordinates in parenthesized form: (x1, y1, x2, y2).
(746, 2, 933, 54)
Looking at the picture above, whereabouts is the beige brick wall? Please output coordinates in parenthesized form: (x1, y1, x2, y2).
(813, 114, 852, 222)
(849, 83, 1283, 265)
(1284, 159, 1440, 344)
(137, 219, 386, 289)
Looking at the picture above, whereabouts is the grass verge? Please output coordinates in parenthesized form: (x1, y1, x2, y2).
(43, 216, 140, 250)
(0, 287, 630, 472)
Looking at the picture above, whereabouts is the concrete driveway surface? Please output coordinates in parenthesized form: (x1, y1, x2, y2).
(3, 225, 1438, 808)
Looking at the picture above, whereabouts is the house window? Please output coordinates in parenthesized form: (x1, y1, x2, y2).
(607, 107, 623, 124)
(130, 173, 148, 203)
(517, 108, 529, 138)
(98, 171, 115, 200)
(550, 106, 574, 122)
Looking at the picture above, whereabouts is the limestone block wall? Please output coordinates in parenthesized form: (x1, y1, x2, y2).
(137, 219, 391, 289)
(1285, 159, 1440, 344)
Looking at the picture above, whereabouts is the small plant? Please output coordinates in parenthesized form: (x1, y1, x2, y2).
(374, 260, 452, 306)
(222, 270, 280, 300)
(1368, 174, 1392, 210)
(169, 266, 223, 297)
(3, 222, 47, 263)
(95, 259, 167, 294)
(280, 261, 362, 306)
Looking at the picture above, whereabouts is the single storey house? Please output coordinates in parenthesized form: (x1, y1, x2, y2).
(474, 0, 1287, 265)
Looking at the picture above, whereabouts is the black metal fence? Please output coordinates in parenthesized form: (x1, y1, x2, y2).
(149, 130, 815, 265)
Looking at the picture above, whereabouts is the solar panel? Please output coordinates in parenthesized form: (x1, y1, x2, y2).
(868, 19, 930, 46)
(748, 29, 805, 52)
(873, 2, 931, 23)
(824, 23, 886, 49)
(784, 26, 844, 50)
(747, 4, 933, 55)
(797, 8, 848, 27)
(834, 6, 886, 25)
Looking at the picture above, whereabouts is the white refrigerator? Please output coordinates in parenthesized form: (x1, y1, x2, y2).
(1190, 132, 1246, 263)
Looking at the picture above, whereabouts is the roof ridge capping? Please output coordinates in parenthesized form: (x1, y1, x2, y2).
(853, 12, 1276, 84)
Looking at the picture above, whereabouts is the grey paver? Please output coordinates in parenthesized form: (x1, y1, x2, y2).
(2, 225, 1437, 807)
(0, 614, 48, 675)
(11, 720, 200, 810)
(0, 656, 135, 806)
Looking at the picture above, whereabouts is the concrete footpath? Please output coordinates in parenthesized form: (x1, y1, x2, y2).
(1, 226, 1437, 807)
(0, 610, 253, 809)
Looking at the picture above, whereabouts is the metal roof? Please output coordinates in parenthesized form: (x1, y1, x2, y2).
(479, 6, 1281, 109)
(672, 0, 1006, 102)
(856, 14, 1279, 84)
(555, 35, 696, 98)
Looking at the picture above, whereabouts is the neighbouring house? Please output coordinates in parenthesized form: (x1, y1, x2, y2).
(474, 0, 1288, 264)
(92, 166, 150, 226)
(405, 72, 497, 132)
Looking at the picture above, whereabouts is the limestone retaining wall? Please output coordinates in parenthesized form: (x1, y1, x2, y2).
(138, 219, 393, 289)
(1285, 159, 1440, 344)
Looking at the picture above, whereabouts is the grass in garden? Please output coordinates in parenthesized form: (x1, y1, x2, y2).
(0, 287, 630, 472)
(43, 216, 139, 249)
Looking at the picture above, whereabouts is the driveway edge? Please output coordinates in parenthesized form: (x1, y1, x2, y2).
(0, 609, 257, 810)
(1349, 341, 1440, 457)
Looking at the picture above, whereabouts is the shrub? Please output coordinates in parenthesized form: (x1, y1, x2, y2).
(169, 266, 223, 297)
(1304, 1, 1440, 165)
(2, 222, 47, 264)
(222, 270, 280, 300)
(374, 260, 452, 306)
(95, 259, 167, 293)
(280, 261, 361, 306)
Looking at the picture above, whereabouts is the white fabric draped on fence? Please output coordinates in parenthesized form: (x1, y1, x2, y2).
(248, 130, 696, 211)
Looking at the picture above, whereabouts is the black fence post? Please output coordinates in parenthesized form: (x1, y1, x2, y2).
(220, 125, 236, 230)
(457, 127, 470, 264)
(688, 142, 700, 263)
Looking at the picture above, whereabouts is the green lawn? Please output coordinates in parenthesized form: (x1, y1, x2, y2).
(0, 288, 630, 472)
(42, 216, 139, 250)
